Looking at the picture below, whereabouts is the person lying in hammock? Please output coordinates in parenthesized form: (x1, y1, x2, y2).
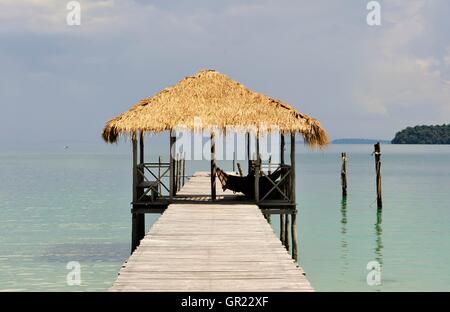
(216, 165, 288, 199)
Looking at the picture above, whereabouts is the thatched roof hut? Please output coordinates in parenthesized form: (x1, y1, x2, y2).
(102, 69, 328, 147)
(103, 70, 328, 251)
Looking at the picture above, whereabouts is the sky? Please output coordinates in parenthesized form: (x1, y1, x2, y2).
(1, 0, 450, 149)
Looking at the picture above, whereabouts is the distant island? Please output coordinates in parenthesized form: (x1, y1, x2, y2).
(331, 138, 391, 144)
(392, 124, 450, 144)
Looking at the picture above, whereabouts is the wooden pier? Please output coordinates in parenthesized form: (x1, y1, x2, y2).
(110, 172, 313, 292)
(102, 69, 328, 292)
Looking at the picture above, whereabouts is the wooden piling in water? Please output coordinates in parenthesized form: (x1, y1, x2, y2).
(280, 214, 286, 246)
(341, 152, 347, 197)
(291, 212, 298, 262)
(131, 138, 138, 252)
(131, 136, 145, 253)
(374, 143, 382, 208)
(284, 214, 290, 252)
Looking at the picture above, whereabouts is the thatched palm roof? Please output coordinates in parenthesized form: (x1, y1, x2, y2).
(102, 69, 328, 147)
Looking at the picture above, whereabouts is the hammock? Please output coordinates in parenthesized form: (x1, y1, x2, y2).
(216, 166, 288, 199)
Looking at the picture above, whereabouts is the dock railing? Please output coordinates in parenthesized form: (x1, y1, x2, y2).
(135, 155, 292, 206)
(136, 155, 188, 203)
(136, 160, 170, 202)
(253, 159, 294, 203)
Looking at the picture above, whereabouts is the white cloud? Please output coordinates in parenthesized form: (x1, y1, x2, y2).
(353, 0, 450, 121)
(0, 0, 118, 34)
(445, 49, 450, 67)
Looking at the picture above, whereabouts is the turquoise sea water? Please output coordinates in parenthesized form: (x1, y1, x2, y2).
(0, 144, 449, 291)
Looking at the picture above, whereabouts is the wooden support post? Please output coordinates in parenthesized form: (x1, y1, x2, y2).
(289, 133, 296, 257)
(280, 214, 286, 244)
(237, 163, 243, 177)
(174, 154, 177, 193)
(131, 137, 145, 253)
(291, 211, 298, 262)
(233, 151, 236, 173)
(136, 132, 145, 203)
(341, 152, 347, 197)
(169, 133, 176, 200)
(268, 155, 272, 175)
(254, 157, 260, 202)
(211, 132, 216, 200)
(256, 132, 260, 160)
(177, 155, 183, 191)
(132, 136, 138, 233)
(280, 133, 286, 244)
(158, 156, 162, 194)
(374, 143, 382, 208)
(290, 133, 296, 204)
(137, 133, 145, 241)
(131, 213, 140, 254)
(254, 133, 260, 202)
(182, 153, 186, 187)
(246, 132, 251, 172)
(139, 131, 144, 165)
(284, 213, 290, 252)
(175, 153, 180, 192)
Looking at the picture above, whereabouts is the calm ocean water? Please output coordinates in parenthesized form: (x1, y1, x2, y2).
(0, 144, 449, 291)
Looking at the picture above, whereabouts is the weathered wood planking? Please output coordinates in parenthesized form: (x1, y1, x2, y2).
(110, 172, 313, 292)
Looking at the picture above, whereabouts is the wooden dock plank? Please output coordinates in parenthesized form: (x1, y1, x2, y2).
(110, 172, 313, 292)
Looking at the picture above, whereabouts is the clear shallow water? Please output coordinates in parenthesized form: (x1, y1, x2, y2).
(0, 144, 449, 291)
(292, 145, 450, 291)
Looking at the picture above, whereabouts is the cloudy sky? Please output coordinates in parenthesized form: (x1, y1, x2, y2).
(1, 0, 449, 147)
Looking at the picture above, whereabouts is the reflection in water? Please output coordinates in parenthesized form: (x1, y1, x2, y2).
(375, 208, 383, 266)
(340, 197, 348, 275)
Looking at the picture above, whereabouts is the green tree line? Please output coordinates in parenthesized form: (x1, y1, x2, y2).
(392, 124, 450, 144)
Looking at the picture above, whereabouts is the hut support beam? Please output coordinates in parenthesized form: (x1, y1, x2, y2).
(211, 132, 216, 200)
(139, 131, 144, 164)
(290, 133, 296, 204)
(169, 133, 176, 199)
(131, 137, 145, 253)
(246, 132, 251, 173)
(280, 134, 286, 243)
(132, 138, 138, 203)
(284, 213, 290, 251)
(291, 211, 298, 262)
(254, 133, 260, 203)
(290, 133, 298, 261)
(256, 132, 260, 159)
